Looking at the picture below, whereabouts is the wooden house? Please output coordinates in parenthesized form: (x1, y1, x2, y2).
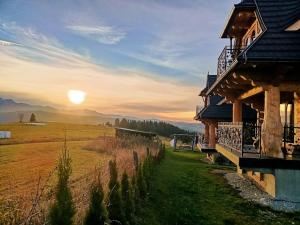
(201, 0, 300, 210)
(195, 73, 256, 161)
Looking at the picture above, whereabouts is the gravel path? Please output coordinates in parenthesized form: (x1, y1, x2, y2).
(212, 169, 300, 212)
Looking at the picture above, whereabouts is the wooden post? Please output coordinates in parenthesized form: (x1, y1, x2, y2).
(204, 123, 209, 143)
(261, 86, 283, 158)
(208, 123, 216, 148)
(174, 135, 177, 151)
(233, 100, 242, 122)
(294, 92, 300, 143)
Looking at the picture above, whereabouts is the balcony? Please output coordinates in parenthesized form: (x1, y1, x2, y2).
(217, 46, 245, 77)
(217, 122, 261, 157)
(217, 122, 300, 158)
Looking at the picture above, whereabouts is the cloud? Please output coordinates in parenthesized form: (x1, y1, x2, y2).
(0, 22, 199, 122)
(0, 39, 20, 46)
(67, 25, 126, 44)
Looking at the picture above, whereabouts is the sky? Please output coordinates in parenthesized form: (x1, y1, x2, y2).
(0, 0, 237, 122)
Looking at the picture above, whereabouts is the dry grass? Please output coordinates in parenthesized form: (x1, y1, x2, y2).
(0, 122, 114, 145)
(0, 123, 160, 224)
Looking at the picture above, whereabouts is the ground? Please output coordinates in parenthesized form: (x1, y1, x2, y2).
(0, 122, 114, 200)
(137, 149, 300, 225)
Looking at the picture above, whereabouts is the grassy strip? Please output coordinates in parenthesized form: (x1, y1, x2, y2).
(136, 149, 300, 225)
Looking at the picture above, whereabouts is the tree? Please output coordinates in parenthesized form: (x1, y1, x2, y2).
(136, 164, 147, 199)
(114, 118, 120, 127)
(29, 113, 36, 122)
(49, 140, 75, 225)
(84, 174, 107, 225)
(119, 118, 128, 128)
(19, 113, 24, 123)
(105, 121, 112, 127)
(121, 172, 134, 225)
(107, 160, 125, 225)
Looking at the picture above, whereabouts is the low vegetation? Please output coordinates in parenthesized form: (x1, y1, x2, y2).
(0, 122, 164, 224)
(136, 149, 300, 225)
(0, 122, 114, 145)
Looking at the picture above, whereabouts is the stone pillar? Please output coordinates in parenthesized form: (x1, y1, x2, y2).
(208, 123, 216, 148)
(233, 100, 242, 122)
(261, 86, 283, 158)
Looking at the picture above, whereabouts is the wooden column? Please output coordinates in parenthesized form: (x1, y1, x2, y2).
(294, 93, 300, 143)
(204, 124, 209, 143)
(261, 86, 283, 157)
(208, 122, 216, 148)
(233, 100, 242, 122)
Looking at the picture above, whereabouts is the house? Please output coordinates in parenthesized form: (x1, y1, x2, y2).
(200, 0, 300, 210)
(194, 73, 256, 162)
(0, 131, 11, 139)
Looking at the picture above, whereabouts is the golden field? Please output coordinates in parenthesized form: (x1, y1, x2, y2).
(0, 122, 158, 224)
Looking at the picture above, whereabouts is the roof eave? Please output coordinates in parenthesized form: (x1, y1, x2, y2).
(220, 5, 256, 38)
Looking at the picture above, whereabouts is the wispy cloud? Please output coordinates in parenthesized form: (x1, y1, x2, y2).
(67, 25, 126, 45)
(0, 39, 20, 46)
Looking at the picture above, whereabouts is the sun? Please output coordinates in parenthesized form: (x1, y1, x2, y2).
(68, 89, 86, 104)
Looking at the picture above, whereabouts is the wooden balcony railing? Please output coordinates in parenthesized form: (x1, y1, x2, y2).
(217, 122, 261, 157)
(218, 122, 300, 158)
(217, 46, 245, 77)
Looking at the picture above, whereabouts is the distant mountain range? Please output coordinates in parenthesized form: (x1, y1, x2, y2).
(0, 98, 203, 132)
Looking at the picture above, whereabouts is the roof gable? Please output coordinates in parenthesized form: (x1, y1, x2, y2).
(243, 0, 300, 61)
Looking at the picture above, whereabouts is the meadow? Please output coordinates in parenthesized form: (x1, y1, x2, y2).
(0, 122, 158, 224)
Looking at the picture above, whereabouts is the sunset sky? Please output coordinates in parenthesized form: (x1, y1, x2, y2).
(0, 0, 236, 122)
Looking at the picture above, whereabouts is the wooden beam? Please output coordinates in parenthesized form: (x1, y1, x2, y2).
(238, 86, 264, 100)
(279, 83, 300, 92)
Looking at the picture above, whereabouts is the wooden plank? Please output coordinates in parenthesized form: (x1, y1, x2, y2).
(238, 86, 264, 100)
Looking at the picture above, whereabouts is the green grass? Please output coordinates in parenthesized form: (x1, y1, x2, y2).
(137, 149, 300, 225)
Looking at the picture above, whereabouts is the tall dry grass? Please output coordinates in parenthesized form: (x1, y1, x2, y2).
(0, 135, 160, 225)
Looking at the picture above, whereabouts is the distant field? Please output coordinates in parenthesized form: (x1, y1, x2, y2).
(0, 122, 114, 145)
(0, 122, 114, 206)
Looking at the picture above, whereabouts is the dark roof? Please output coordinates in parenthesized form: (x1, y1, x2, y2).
(196, 104, 257, 121)
(199, 74, 217, 96)
(235, 0, 255, 7)
(197, 104, 232, 120)
(241, 0, 300, 62)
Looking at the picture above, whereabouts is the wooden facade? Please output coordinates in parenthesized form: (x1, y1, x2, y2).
(197, 0, 300, 209)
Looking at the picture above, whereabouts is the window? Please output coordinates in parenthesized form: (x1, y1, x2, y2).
(285, 19, 300, 31)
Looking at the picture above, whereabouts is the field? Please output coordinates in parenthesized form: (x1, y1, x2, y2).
(0, 123, 117, 223)
(0, 122, 115, 195)
(0, 122, 114, 145)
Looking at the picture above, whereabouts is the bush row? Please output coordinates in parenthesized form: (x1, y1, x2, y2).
(49, 143, 166, 225)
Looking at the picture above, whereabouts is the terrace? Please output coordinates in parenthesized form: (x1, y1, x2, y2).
(216, 122, 300, 170)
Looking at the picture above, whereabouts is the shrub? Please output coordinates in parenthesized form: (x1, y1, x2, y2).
(49, 141, 75, 225)
(131, 174, 139, 210)
(121, 172, 135, 225)
(136, 164, 147, 199)
(107, 160, 125, 225)
(29, 113, 37, 122)
(84, 174, 107, 225)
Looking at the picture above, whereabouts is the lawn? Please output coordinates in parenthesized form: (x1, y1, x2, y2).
(137, 149, 300, 225)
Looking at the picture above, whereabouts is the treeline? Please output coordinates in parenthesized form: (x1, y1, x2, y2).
(115, 118, 191, 137)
